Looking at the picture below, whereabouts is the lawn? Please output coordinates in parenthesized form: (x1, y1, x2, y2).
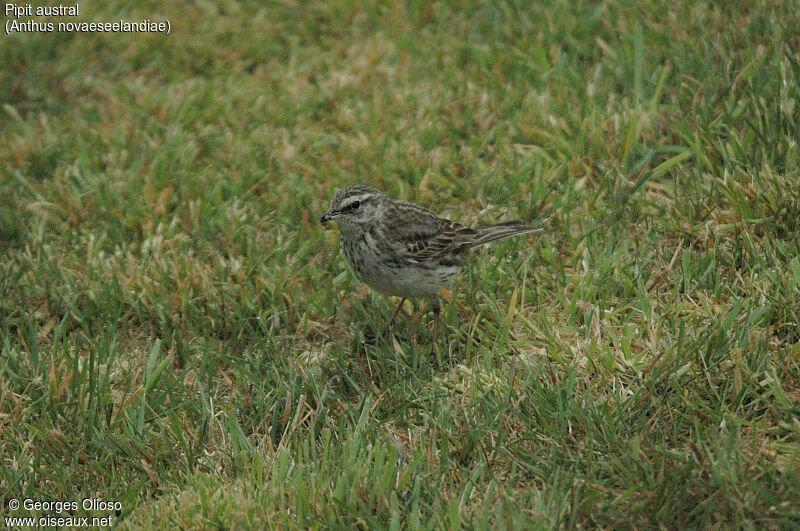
(2, 0, 799, 527)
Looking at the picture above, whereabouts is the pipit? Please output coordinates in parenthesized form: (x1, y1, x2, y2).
(320, 185, 541, 340)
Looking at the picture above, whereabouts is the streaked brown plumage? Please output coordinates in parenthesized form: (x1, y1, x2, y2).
(320, 185, 541, 338)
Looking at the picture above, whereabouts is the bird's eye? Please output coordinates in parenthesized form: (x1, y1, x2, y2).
(351, 201, 360, 210)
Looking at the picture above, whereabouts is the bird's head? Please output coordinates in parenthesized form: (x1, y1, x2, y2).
(319, 185, 386, 234)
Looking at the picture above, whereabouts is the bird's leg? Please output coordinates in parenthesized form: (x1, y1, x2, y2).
(431, 296, 441, 343)
(383, 297, 407, 335)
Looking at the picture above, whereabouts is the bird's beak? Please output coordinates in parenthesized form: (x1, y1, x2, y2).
(319, 210, 335, 225)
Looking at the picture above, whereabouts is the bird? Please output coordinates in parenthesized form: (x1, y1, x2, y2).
(319, 184, 541, 340)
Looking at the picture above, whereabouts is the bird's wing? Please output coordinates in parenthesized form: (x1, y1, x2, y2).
(383, 202, 476, 263)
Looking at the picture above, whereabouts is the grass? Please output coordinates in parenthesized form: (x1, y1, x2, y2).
(1, 0, 799, 527)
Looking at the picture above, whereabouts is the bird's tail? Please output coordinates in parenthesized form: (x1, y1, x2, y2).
(471, 220, 542, 247)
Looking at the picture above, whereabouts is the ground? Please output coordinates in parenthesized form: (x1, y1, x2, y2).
(1, 0, 799, 527)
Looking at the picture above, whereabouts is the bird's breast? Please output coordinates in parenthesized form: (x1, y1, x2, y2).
(339, 233, 460, 297)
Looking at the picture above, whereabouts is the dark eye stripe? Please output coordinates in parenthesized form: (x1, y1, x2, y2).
(338, 197, 366, 213)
